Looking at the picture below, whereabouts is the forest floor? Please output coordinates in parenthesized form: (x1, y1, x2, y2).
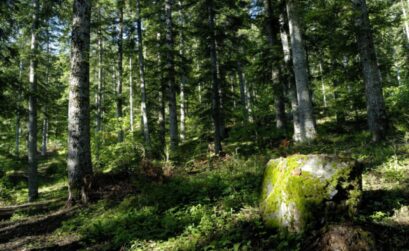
(0, 129, 409, 250)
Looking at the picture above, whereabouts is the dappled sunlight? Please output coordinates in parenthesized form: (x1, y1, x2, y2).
(0, 0, 408, 249)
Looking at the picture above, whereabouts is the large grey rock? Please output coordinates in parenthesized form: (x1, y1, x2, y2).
(260, 154, 362, 233)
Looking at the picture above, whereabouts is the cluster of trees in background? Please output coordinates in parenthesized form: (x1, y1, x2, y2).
(1, 0, 408, 203)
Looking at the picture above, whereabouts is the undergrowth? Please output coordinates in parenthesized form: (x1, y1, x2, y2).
(1, 128, 408, 250)
(57, 155, 302, 250)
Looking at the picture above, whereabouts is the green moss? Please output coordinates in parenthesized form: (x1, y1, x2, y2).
(260, 155, 361, 233)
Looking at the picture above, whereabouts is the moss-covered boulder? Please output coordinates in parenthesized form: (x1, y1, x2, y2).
(260, 154, 362, 233)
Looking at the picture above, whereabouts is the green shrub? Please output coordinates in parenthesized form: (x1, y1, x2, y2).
(96, 140, 144, 173)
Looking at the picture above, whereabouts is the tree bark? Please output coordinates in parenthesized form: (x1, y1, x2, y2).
(207, 0, 222, 155)
(216, 54, 226, 139)
(401, 0, 409, 43)
(116, 0, 124, 142)
(180, 75, 186, 142)
(264, 0, 287, 132)
(41, 30, 51, 157)
(67, 0, 93, 205)
(129, 13, 134, 133)
(96, 8, 103, 134)
(198, 83, 202, 103)
(237, 61, 249, 122)
(156, 33, 166, 156)
(136, 0, 151, 146)
(16, 61, 23, 158)
(231, 75, 236, 109)
(319, 61, 327, 108)
(352, 0, 388, 142)
(286, 0, 317, 142)
(41, 108, 48, 156)
(129, 56, 134, 132)
(28, 0, 40, 202)
(244, 73, 254, 123)
(279, 9, 302, 141)
(178, 1, 186, 142)
(165, 0, 179, 153)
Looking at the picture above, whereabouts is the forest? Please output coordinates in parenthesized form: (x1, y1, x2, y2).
(0, 0, 409, 250)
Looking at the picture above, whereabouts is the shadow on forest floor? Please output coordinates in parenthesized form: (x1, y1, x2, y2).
(1, 125, 409, 250)
(359, 185, 409, 250)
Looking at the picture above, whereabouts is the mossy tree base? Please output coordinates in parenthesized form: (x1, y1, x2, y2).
(260, 154, 362, 233)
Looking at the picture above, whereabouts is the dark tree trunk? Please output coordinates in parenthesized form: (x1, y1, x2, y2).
(41, 109, 48, 156)
(352, 0, 388, 142)
(165, 0, 179, 153)
(41, 30, 51, 157)
(96, 8, 103, 134)
(96, 8, 103, 164)
(16, 61, 23, 158)
(216, 55, 226, 139)
(159, 81, 166, 154)
(237, 61, 249, 122)
(129, 9, 134, 133)
(264, 0, 287, 132)
(156, 33, 166, 156)
(67, 0, 93, 205)
(279, 7, 301, 141)
(178, 0, 187, 142)
(207, 0, 222, 155)
(136, 0, 151, 147)
(286, 0, 317, 142)
(116, 0, 124, 142)
(28, 0, 40, 202)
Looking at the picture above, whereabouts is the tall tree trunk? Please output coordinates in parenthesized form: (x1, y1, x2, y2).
(41, 109, 48, 156)
(128, 0, 134, 133)
(237, 61, 249, 122)
(16, 61, 23, 158)
(231, 75, 236, 109)
(207, 0, 222, 155)
(67, 0, 93, 205)
(265, 0, 287, 132)
(319, 61, 327, 108)
(129, 53, 134, 132)
(95, 8, 104, 166)
(159, 81, 166, 153)
(198, 83, 202, 103)
(116, 0, 124, 142)
(216, 54, 226, 139)
(180, 74, 186, 142)
(136, 0, 151, 146)
(352, 0, 388, 142)
(156, 33, 166, 156)
(96, 8, 103, 134)
(244, 73, 254, 123)
(178, 1, 186, 142)
(165, 0, 179, 153)
(274, 88, 286, 131)
(331, 59, 345, 124)
(401, 0, 409, 43)
(279, 10, 302, 141)
(28, 0, 40, 202)
(286, 0, 317, 142)
(41, 30, 51, 157)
